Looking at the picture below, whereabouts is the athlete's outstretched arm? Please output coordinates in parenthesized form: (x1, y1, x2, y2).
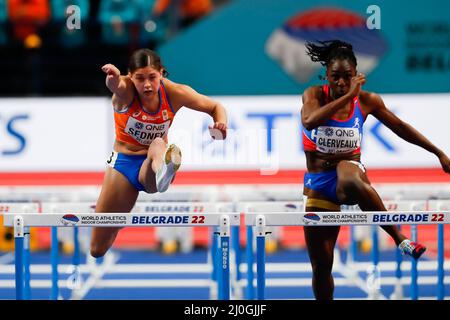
(364, 92, 450, 173)
(101, 64, 134, 108)
(168, 82, 228, 139)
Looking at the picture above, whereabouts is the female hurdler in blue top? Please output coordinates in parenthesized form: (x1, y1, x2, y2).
(301, 40, 450, 300)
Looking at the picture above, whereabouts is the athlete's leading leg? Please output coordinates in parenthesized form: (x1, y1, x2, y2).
(139, 138, 181, 193)
(138, 138, 182, 254)
(335, 161, 426, 260)
(335, 161, 405, 245)
(90, 167, 139, 258)
(138, 137, 166, 193)
(139, 137, 182, 193)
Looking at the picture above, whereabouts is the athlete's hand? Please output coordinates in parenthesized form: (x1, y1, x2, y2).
(438, 153, 450, 174)
(347, 73, 366, 98)
(209, 122, 227, 140)
(102, 64, 121, 89)
(102, 64, 120, 77)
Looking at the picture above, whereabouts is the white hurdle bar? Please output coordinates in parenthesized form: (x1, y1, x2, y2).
(42, 201, 234, 300)
(245, 210, 450, 300)
(3, 210, 240, 300)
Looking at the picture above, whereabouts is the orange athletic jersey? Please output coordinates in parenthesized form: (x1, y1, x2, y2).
(114, 81, 175, 147)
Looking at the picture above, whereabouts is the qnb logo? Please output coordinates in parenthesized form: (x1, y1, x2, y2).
(302, 212, 321, 225)
(265, 7, 387, 84)
(60, 214, 80, 226)
(324, 127, 334, 137)
(135, 122, 144, 130)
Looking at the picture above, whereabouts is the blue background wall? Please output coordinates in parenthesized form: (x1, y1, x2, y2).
(159, 0, 450, 95)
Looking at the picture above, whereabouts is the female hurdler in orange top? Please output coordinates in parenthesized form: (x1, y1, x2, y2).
(90, 49, 227, 258)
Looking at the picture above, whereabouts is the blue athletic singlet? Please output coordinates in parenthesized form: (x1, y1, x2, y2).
(302, 85, 367, 203)
(302, 85, 365, 155)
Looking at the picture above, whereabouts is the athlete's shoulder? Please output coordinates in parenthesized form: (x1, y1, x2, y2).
(161, 79, 197, 112)
(161, 78, 192, 97)
(161, 78, 175, 90)
(359, 90, 386, 114)
(302, 85, 323, 102)
(303, 85, 323, 95)
(359, 90, 384, 103)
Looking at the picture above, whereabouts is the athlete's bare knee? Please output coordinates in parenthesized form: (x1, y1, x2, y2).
(149, 137, 166, 150)
(147, 138, 166, 159)
(90, 243, 108, 258)
(90, 229, 120, 258)
(311, 260, 333, 277)
(309, 253, 334, 274)
(338, 177, 367, 200)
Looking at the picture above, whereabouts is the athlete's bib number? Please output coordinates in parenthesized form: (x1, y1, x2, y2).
(314, 126, 361, 154)
(125, 118, 170, 145)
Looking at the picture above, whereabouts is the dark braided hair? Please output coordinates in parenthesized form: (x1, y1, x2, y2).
(305, 40, 357, 68)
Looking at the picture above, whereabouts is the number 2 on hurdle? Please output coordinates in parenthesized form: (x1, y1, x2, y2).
(431, 214, 444, 222)
(191, 216, 205, 224)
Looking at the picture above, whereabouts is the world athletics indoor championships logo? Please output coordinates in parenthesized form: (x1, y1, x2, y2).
(60, 214, 80, 226)
(265, 7, 387, 83)
(302, 212, 321, 225)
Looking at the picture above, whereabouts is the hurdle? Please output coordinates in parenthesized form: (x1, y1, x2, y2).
(0, 203, 40, 300)
(1, 193, 233, 300)
(42, 199, 232, 300)
(222, 184, 305, 300)
(2, 185, 449, 300)
(373, 183, 450, 201)
(245, 209, 450, 300)
(429, 200, 450, 301)
(341, 200, 429, 300)
(3, 209, 240, 300)
(137, 185, 221, 203)
(236, 201, 304, 299)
